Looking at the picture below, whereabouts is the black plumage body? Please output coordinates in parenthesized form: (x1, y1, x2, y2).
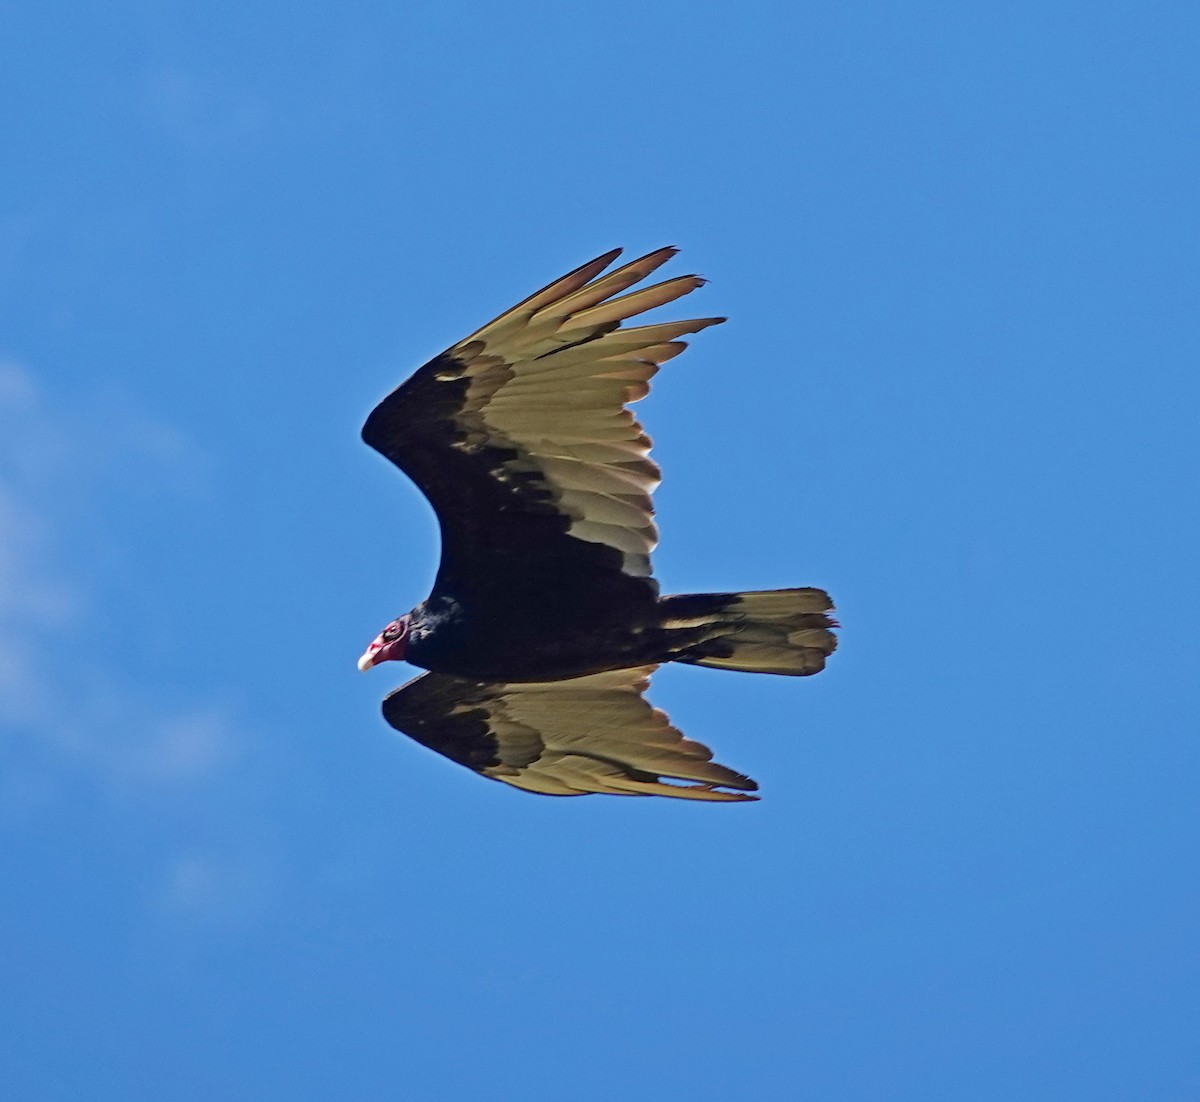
(403, 589, 777, 684)
(404, 593, 660, 683)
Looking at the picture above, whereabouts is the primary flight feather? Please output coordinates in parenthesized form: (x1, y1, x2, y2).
(359, 247, 837, 800)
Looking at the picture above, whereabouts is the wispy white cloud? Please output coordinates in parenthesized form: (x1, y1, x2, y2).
(0, 357, 237, 797)
(155, 847, 279, 927)
(0, 358, 287, 928)
(146, 68, 271, 153)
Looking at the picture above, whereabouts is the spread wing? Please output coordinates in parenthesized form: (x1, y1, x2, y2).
(361, 248, 723, 609)
(382, 665, 758, 801)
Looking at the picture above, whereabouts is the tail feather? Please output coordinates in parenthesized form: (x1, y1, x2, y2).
(661, 588, 838, 676)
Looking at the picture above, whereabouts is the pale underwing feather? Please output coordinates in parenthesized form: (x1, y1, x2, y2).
(532, 247, 679, 322)
(433, 248, 721, 572)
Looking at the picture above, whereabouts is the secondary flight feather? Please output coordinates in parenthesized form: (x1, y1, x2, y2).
(359, 247, 837, 800)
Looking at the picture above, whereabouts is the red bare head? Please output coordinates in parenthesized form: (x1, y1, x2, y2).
(357, 615, 411, 671)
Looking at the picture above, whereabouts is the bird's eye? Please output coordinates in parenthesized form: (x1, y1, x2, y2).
(383, 621, 404, 641)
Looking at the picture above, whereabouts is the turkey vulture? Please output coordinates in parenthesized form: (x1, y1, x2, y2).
(359, 247, 836, 801)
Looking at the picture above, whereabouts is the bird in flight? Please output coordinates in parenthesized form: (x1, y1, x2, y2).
(359, 248, 836, 801)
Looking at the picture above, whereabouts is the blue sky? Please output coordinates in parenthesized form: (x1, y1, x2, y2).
(3, 1, 1198, 1098)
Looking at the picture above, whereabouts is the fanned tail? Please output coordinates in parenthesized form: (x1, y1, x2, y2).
(661, 588, 838, 676)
